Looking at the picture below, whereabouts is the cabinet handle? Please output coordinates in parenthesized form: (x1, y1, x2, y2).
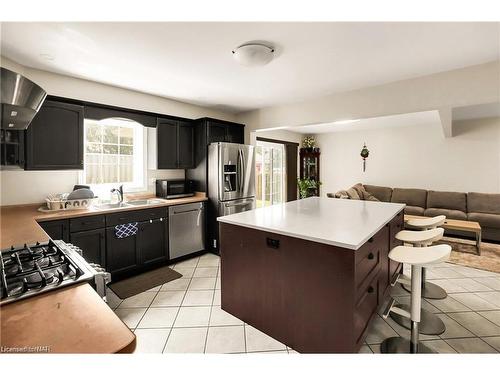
(368, 252, 375, 260)
(367, 286, 375, 294)
(266, 237, 280, 249)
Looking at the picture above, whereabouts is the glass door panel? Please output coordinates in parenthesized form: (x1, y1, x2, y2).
(255, 141, 286, 208)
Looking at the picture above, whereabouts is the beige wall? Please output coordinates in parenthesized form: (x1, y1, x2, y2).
(315, 117, 500, 196)
(236, 61, 500, 140)
(0, 57, 236, 205)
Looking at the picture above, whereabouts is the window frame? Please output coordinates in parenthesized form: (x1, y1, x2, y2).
(80, 117, 147, 193)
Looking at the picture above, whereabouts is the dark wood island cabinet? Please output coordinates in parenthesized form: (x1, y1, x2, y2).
(218, 197, 405, 353)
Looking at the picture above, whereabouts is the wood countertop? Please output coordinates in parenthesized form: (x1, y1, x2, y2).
(0, 283, 136, 353)
(1, 193, 207, 249)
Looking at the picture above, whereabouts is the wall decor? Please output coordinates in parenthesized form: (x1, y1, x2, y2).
(360, 143, 369, 172)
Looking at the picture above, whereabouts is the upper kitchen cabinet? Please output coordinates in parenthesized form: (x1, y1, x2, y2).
(206, 118, 245, 145)
(25, 100, 84, 170)
(153, 117, 194, 169)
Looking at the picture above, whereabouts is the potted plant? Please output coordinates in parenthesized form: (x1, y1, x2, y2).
(297, 178, 322, 199)
(302, 136, 316, 151)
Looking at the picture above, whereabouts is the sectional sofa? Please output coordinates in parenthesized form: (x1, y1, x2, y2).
(332, 184, 500, 242)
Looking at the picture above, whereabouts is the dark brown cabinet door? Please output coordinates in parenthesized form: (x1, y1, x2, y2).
(226, 124, 244, 144)
(70, 228, 106, 266)
(106, 227, 140, 275)
(177, 121, 194, 168)
(38, 219, 69, 242)
(207, 122, 227, 144)
(138, 219, 168, 266)
(157, 119, 178, 169)
(25, 100, 84, 170)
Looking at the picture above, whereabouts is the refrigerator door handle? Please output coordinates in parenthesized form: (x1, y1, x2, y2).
(238, 149, 244, 193)
(224, 200, 253, 208)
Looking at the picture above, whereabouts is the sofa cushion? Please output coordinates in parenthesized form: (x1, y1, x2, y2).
(467, 212, 500, 229)
(427, 190, 467, 212)
(467, 192, 500, 215)
(391, 188, 427, 208)
(363, 185, 392, 202)
(424, 208, 467, 220)
(346, 187, 361, 200)
(404, 205, 425, 215)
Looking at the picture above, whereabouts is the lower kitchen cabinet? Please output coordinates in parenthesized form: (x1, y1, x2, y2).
(70, 228, 106, 266)
(106, 227, 140, 275)
(139, 218, 168, 267)
(38, 219, 69, 242)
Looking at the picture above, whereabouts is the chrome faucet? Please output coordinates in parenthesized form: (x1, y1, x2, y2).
(110, 185, 124, 203)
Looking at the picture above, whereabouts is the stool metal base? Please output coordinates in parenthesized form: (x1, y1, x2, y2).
(380, 337, 435, 354)
(389, 304, 446, 335)
(402, 281, 447, 300)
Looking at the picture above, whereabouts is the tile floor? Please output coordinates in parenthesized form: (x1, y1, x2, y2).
(107, 252, 500, 354)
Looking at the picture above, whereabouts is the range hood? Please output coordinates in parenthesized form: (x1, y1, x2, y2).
(1, 67, 47, 130)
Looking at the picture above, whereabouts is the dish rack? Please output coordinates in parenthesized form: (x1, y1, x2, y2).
(45, 193, 98, 211)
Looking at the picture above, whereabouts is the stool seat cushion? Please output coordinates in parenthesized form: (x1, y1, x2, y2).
(389, 244, 451, 266)
(406, 215, 446, 229)
(395, 228, 444, 244)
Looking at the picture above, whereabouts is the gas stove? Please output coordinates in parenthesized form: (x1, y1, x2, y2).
(1, 240, 110, 305)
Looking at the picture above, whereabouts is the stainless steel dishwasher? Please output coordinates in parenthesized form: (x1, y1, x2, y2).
(168, 202, 205, 260)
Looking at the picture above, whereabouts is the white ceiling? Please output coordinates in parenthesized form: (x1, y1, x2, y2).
(1, 22, 499, 113)
(277, 110, 440, 134)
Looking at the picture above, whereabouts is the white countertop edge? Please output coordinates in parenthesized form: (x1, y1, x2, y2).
(217, 200, 405, 250)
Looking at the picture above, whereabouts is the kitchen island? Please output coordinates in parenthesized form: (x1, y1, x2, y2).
(217, 197, 405, 353)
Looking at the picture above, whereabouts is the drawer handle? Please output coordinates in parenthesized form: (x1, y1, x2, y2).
(367, 252, 375, 260)
(368, 237, 374, 243)
(367, 286, 375, 294)
(266, 238, 280, 249)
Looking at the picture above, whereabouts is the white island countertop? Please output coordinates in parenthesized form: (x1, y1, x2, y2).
(217, 197, 405, 250)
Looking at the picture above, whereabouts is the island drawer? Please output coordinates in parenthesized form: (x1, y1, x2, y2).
(106, 207, 166, 226)
(70, 215, 105, 232)
(353, 272, 379, 343)
(355, 247, 381, 293)
(355, 225, 388, 264)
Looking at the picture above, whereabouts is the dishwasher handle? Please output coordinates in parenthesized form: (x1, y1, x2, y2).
(169, 208, 203, 227)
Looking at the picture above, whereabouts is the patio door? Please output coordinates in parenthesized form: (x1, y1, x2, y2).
(255, 140, 286, 207)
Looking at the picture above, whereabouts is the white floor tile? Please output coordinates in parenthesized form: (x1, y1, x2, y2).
(449, 293, 499, 311)
(182, 290, 214, 306)
(431, 279, 468, 293)
(473, 277, 500, 291)
(198, 255, 220, 267)
(174, 267, 195, 278)
(163, 327, 208, 353)
(478, 310, 500, 327)
(446, 337, 498, 353)
(118, 291, 157, 308)
(210, 306, 243, 326)
(245, 325, 287, 352)
(188, 277, 217, 290)
(137, 307, 179, 328)
(133, 329, 170, 353)
(213, 290, 221, 305)
(215, 277, 221, 290)
(194, 267, 218, 278)
(173, 258, 199, 268)
(449, 278, 493, 292)
(426, 295, 471, 313)
(151, 291, 186, 307)
(447, 312, 500, 337)
(205, 326, 245, 353)
(114, 308, 147, 329)
(474, 291, 500, 308)
(160, 278, 191, 291)
(174, 306, 211, 327)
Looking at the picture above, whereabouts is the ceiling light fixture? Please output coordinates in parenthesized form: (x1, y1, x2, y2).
(232, 43, 275, 67)
(332, 119, 361, 125)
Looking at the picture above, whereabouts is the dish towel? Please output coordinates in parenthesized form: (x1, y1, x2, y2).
(115, 222, 139, 239)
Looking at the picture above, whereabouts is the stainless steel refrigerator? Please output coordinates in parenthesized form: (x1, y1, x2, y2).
(207, 142, 255, 251)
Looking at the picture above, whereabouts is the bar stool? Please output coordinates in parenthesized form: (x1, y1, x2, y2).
(381, 244, 451, 353)
(402, 215, 447, 300)
(390, 227, 446, 335)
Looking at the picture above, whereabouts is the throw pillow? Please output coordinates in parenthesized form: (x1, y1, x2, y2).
(346, 187, 361, 200)
(362, 190, 380, 201)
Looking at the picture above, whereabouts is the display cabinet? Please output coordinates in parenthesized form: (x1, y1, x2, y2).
(299, 148, 321, 197)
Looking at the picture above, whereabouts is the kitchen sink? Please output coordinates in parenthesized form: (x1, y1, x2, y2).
(126, 199, 164, 206)
(96, 202, 131, 210)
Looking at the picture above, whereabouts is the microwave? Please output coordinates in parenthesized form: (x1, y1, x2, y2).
(156, 179, 195, 199)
